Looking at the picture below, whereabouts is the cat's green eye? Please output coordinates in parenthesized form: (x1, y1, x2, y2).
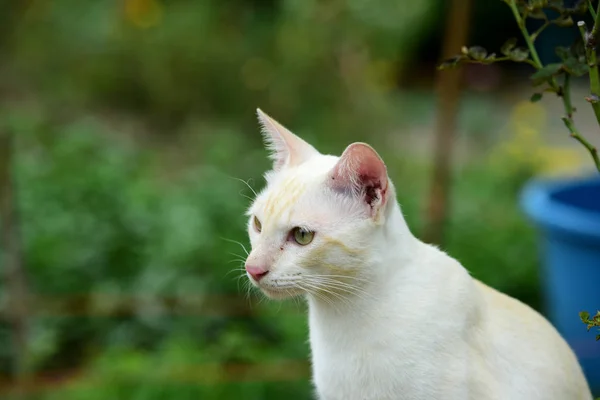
(253, 216, 262, 233)
(292, 227, 314, 246)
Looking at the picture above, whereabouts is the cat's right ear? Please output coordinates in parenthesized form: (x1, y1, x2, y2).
(328, 142, 389, 218)
(256, 108, 318, 171)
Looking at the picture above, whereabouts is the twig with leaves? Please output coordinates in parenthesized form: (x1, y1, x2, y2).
(439, 0, 600, 172)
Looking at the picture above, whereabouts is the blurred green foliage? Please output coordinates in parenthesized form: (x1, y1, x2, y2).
(5, 0, 437, 132)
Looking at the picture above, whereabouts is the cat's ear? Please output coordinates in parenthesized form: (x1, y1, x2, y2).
(256, 108, 318, 171)
(329, 143, 389, 216)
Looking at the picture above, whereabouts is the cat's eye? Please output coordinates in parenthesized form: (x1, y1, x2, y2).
(292, 227, 314, 246)
(253, 216, 262, 233)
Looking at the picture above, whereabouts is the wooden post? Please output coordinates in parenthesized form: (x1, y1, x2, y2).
(423, 0, 474, 245)
(0, 126, 30, 397)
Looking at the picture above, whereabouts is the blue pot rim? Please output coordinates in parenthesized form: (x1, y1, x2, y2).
(520, 175, 600, 242)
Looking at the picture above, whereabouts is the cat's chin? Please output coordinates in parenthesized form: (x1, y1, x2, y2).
(258, 286, 305, 300)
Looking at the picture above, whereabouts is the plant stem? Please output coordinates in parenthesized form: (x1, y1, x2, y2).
(579, 4, 600, 126)
(531, 21, 550, 42)
(508, 0, 544, 68)
(562, 117, 600, 170)
(591, 0, 598, 20)
(591, 0, 600, 42)
(508, 0, 559, 91)
(562, 74, 600, 170)
(563, 74, 574, 118)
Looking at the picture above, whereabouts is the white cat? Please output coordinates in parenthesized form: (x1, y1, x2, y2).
(243, 109, 593, 400)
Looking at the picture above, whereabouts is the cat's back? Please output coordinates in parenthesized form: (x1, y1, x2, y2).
(473, 280, 592, 399)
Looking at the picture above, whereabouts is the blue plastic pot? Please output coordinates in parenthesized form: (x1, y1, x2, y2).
(521, 175, 600, 393)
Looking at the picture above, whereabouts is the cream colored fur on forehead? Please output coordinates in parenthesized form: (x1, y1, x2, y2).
(250, 108, 392, 225)
(250, 156, 346, 227)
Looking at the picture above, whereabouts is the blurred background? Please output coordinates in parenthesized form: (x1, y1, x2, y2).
(0, 0, 598, 399)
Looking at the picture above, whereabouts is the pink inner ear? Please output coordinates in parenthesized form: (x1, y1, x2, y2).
(330, 143, 388, 209)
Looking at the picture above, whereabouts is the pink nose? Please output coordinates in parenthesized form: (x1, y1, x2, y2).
(246, 265, 269, 281)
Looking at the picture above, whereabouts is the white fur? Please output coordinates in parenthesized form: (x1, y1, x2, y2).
(243, 110, 593, 400)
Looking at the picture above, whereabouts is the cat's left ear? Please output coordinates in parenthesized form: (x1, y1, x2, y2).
(256, 108, 319, 172)
(328, 143, 389, 217)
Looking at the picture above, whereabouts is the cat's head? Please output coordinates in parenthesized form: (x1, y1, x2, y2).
(244, 109, 396, 300)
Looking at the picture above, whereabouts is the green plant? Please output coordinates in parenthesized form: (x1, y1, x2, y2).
(440, 0, 600, 172)
(580, 311, 600, 340)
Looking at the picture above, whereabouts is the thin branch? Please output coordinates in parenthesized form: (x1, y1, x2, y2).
(560, 74, 599, 171)
(508, 0, 544, 68)
(590, 0, 600, 43)
(563, 73, 574, 119)
(578, 9, 600, 126)
(452, 56, 538, 68)
(591, 0, 598, 20)
(562, 116, 600, 170)
(531, 21, 550, 42)
(508, 0, 560, 92)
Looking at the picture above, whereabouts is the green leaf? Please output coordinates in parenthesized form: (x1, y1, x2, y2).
(509, 47, 530, 62)
(438, 55, 468, 70)
(555, 46, 572, 61)
(528, 9, 548, 19)
(596, 334, 600, 341)
(501, 38, 518, 56)
(563, 57, 589, 77)
(530, 63, 563, 81)
(580, 311, 590, 322)
(530, 93, 543, 102)
(553, 15, 574, 27)
(468, 46, 488, 61)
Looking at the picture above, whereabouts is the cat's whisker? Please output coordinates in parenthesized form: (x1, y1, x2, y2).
(229, 176, 258, 199)
(227, 254, 246, 263)
(298, 282, 335, 309)
(305, 273, 373, 291)
(292, 291, 304, 310)
(303, 276, 374, 301)
(238, 190, 254, 202)
(300, 281, 349, 310)
(220, 237, 250, 256)
(241, 278, 255, 304)
(227, 254, 247, 264)
(224, 266, 245, 279)
(306, 275, 370, 289)
(305, 280, 370, 308)
(309, 273, 371, 283)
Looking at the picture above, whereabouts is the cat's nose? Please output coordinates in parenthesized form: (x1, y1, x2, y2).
(245, 264, 269, 281)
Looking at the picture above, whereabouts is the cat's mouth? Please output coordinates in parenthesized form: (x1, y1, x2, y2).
(254, 282, 305, 300)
